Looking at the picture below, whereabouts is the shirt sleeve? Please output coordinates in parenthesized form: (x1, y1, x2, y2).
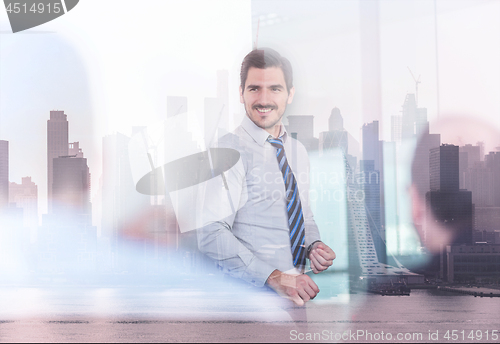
(195, 142, 276, 288)
(197, 220, 276, 287)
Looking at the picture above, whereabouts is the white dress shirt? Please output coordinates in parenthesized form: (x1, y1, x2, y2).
(197, 115, 321, 287)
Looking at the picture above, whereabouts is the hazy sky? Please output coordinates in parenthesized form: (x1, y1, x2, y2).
(0, 0, 252, 217)
(253, 0, 500, 144)
(1, 0, 499, 221)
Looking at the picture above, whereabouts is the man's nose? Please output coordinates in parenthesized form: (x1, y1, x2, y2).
(257, 89, 272, 104)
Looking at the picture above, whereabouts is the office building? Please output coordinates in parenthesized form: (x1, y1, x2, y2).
(412, 132, 441, 197)
(459, 144, 482, 190)
(465, 161, 493, 207)
(391, 115, 402, 144)
(346, 157, 422, 284)
(9, 177, 38, 229)
(401, 93, 428, 140)
(52, 156, 91, 218)
(430, 144, 460, 192)
(329, 107, 343, 131)
(460, 144, 481, 168)
(0, 140, 8, 210)
(446, 245, 500, 283)
(319, 108, 348, 155)
(47, 111, 69, 211)
(485, 152, 500, 206)
(362, 121, 380, 171)
(475, 207, 500, 232)
(426, 144, 473, 247)
(286, 115, 318, 151)
(359, 160, 385, 264)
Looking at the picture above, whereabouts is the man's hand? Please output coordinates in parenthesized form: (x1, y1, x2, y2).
(265, 270, 319, 306)
(309, 242, 335, 274)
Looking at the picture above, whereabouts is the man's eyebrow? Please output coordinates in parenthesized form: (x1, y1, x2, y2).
(246, 84, 261, 89)
(269, 84, 285, 89)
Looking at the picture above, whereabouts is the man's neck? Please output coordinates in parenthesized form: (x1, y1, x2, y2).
(265, 123, 282, 138)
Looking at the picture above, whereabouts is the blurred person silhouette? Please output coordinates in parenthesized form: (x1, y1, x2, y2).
(410, 116, 500, 279)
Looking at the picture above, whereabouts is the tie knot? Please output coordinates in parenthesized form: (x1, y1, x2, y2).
(268, 137, 284, 149)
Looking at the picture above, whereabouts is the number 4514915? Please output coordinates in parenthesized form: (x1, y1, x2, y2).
(444, 330, 498, 341)
(6, 2, 62, 14)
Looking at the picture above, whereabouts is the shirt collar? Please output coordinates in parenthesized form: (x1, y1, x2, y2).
(241, 115, 288, 146)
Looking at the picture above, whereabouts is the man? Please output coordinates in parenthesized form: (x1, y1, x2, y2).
(197, 48, 335, 306)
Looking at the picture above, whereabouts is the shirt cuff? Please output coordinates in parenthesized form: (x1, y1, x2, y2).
(241, 256, 277, 287)
(305, 231, 321, 252)
(306, 240, 323, 259)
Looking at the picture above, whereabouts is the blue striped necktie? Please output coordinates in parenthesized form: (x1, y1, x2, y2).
(268, 137, 307, 268)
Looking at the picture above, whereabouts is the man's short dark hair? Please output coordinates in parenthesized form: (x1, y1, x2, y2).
(240, 48, 293, 93)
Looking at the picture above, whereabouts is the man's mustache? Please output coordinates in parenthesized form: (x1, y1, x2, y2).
(253, 104, 276, 110)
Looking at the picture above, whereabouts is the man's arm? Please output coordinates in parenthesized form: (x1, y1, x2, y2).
(265, 269, 319, 306)
(196, 140, 278, 287)
(197, 220, 276, 287)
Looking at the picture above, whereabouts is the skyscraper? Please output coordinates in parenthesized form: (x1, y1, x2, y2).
(430, 144, 460, 192)
(412, 132, 441, 198)
(359, 160, 385, 264)
(425, 144, 474, 280)
(319, 108, 348, 155)
(52, 156, 91, 219)
(460, 144, 481, 168)
(461, 143, 491, 206)
(401, 93, 428, 141)
(391, 115, 402, 144)
(0, 140, 8, 210)
(328, 107, 343, 131)
(485, 152, 500, 206)
(47, 111, 69, 212)
(9, 177, 38, 229)
(426, 144, 473, 246)
(286, 115, 318, 151)
(362, 121, 380, 171)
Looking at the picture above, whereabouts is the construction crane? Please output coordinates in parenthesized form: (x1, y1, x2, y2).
(407, 67, 421, 106)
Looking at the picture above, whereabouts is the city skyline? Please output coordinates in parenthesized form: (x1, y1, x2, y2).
(1, 88, 496, 268)
(2, 88, 500, 225)
(2, 1, 500, 220)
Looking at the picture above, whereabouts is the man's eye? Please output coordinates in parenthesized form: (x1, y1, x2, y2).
(272, 88, 281, 92)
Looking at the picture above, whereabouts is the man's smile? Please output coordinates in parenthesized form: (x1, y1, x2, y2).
(254, 106, 276, 114)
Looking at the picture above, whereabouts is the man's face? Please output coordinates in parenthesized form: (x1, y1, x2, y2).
(240, 66, 295, 136)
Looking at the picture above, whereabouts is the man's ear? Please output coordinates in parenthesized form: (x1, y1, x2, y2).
(239, 86, 244, 104)
(287, 86, 295, 104)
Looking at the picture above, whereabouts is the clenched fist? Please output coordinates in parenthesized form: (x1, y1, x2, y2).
(308, 242, 335, 274)
(266, 270, 320, 306)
